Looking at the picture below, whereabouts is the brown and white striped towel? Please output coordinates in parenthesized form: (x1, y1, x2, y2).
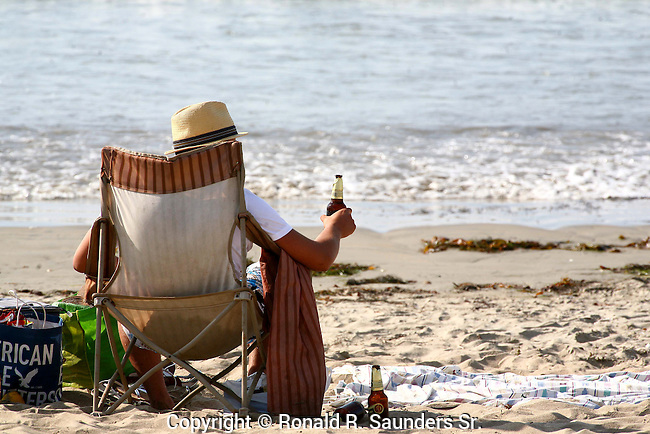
(260, 249, 326, 417)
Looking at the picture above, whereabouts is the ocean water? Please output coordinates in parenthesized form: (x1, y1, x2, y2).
(1, 0, 648, 230)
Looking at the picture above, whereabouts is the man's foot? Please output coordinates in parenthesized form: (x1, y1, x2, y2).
(149, 395, 174, 411)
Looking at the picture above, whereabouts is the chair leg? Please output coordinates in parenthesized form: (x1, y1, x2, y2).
(103, 354, 241, 414)
(245, 368, 264, 406)
(168, 358, 239, 413)
(92, 216, 108, 415)
(92, 303, 103, 414)
(248, 302, 267, 363)
(104, 358, 170, 414)
(98, 338, 136, 409)
(173, 336, 263, 410)
(100, 292, 265, 414)
(102, 307, 132, 404)
(100, 304, 239, 414)
(240, 299, 248, 415)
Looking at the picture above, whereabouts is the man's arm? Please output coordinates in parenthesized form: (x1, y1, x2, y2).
(73, 228, 92, 273)
(275, 208, 356, 272)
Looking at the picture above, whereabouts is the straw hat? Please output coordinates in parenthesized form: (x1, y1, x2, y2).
(165, 101, 248, 156)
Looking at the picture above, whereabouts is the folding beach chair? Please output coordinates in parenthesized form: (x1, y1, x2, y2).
(89, 142, 278, 415)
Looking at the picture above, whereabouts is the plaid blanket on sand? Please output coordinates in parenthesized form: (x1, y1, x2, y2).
(326, 365, 650, 409)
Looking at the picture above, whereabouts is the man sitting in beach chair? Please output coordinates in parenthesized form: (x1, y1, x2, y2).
(72, 101, 356, 410)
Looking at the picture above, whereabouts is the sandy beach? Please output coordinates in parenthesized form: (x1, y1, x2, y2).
(1, 223, 650, 433)
(3, 0, 649, 431)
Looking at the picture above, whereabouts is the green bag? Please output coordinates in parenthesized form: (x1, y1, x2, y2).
(57, 302, 134, 389)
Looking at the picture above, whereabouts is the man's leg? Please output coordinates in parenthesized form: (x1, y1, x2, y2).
(118, 325, 174, 410)
(247, 338, 268, 375)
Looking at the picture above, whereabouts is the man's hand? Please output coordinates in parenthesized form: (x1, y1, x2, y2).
(320, 208, 356, 239)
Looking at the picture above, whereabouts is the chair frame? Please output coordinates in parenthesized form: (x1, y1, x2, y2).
(90, 144, 269, 415)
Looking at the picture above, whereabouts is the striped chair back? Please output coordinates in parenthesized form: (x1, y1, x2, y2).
(99, 142, 245, 297)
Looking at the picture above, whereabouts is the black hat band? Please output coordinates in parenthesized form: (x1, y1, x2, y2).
(173, 125, 239, 150)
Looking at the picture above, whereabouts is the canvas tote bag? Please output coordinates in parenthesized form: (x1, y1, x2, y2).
(0, 301, 63, 405)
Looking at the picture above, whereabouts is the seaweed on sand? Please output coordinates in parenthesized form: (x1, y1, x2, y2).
(346, 274, 415, 286)
(535, 278, 612, 296)
(422, 235, 650, 254)
(573, 237, 650, 252)
(316, 272, 424, 303)
(312, 263, 375, 277)
(422, 236, 559, 254)
(622, 237, 650, 249)
(453, 278, 613, 297)
(572, 243, 620, 252)
(538, 277, 590, 296)
(13, 288, 77, 298)
(600, 264, 650, 276)
(315, 286, 431, 303)
(452, 282, 528, 292)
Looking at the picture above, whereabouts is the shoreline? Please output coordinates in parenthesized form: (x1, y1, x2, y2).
(1, 198, 649, 232)
(1, 223, 650, 432)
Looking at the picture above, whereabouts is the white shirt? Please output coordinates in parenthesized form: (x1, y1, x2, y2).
(231, 189, 293, 275)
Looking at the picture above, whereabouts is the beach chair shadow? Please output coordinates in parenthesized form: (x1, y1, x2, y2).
(88, 142, 278, 415)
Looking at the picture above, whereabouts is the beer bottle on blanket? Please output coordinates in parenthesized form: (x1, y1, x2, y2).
(334, 400, 366, 422)
(367, 364, 389, 418)
(326, 174, 346, 216)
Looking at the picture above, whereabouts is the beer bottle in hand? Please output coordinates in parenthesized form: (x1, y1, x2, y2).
(326, 174, 346, 216)
(367, 365, 389, 418)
